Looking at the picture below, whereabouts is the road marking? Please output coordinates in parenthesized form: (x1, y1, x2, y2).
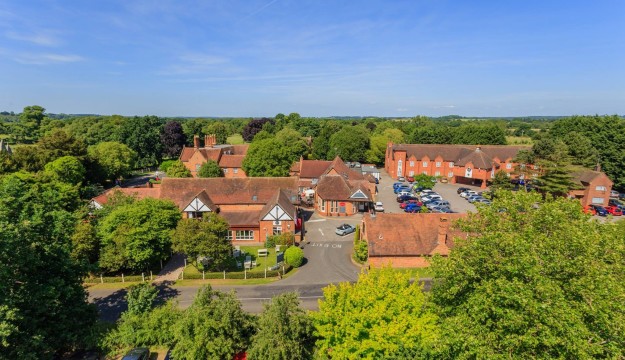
(307, 219, 327, 223)
(309, 243, 342, 248)
(318, 228, 324, 236)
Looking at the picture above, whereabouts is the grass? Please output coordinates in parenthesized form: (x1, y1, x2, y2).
(226, 133, 245, 144)
(506, 136, 533, 145)
(84, 281, 142, 290)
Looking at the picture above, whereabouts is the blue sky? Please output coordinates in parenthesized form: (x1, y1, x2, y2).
(0, 0, 624, 117)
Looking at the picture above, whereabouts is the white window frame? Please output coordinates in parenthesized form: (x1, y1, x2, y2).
(435, 171, 441, 177)
(422, 171, 428, 175)
(273, 226, 282, 235)
(506, 163, 512, 169)
(422, 161, 428, 167)
(224, 231, 233, 241)
(448, 171, 453, 177)
(195, 164, 201, 171)
(223, 168, 229, 173)
(408, 170, 414, 176)
(409, 161, 415, 167)
(397, 160, 403, 176)
(596, 186, 607, 191)
(233, 168, 239, 174)
(591, 197, 604, 204)
(319, 198, 325, 212)
(330, 200, 338, 213)
(449, 162, 454, 168)
(435, 161, 441, 168)
(235, 230, 254, 241)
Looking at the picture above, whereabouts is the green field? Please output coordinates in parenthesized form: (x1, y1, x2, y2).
(505, 136, 533, 145)
(226, 134, 245, 144)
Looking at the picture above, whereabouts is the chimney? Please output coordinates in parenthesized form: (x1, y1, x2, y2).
(205, 134, 216, 148)
(193, 135, 200, 148)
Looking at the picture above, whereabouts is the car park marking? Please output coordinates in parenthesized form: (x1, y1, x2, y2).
(307, 219, 327, 223)
(309, 243, 342, 248)
(318, 228, 324, 236)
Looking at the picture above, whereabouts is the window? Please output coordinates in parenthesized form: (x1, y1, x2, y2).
(422, 171, 428, 175)
(273, 226, 282, 235)
(591, 197, 604, 204)
(409, 171, 414, 176)
(187, 211, 203, 219)
(330, 200, 338, 213)
(422, 161, 428, 167)
(236, 230, 254, 241)
(435, 171, 441, 177)
(409, 161, 415, 167)
(233, 168, 238, 174)
(224, 231, 233, 241)
(223, 168, 229, 173)
(397, 160, 403, 175)
(435, 161, 441, 168)
(506, 163, 512, 169)
(596, 186, 607, 191)
(195, 164, 201, 171)
(448, 172, 453, 177)
(319, 198, 325, 212)
(449, 162, 454, 168)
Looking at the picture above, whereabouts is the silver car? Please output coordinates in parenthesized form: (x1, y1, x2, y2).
(335, 224, 356, 236)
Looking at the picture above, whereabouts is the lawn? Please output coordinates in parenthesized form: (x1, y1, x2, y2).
(505, 136, 533, 145)
(226, 133, 245, 144)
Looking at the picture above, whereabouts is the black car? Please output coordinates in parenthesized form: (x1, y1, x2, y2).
(397, 194, 418, 202)
(456, 187, 470, 194)
(590, 205, 609, 216)
(122, 348, 149, 360)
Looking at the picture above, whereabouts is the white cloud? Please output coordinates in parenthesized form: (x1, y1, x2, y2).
(5, 30, 61, 46)
(13, 53, 85, 65)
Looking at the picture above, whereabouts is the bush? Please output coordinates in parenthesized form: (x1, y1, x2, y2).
(285, 246, 304, 268)
(159, 159, 177, 173)
(353, 240, 368, 263)
(354, 224, 360, 244)
(264, 236, 277, 249)
(276, 232, 295, 247)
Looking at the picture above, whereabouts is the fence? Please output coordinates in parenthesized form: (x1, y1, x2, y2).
(179, 264, 293, 280)
(84, 271, 155, 284)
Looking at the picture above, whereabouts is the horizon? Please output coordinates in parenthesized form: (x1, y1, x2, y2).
(1, 1, 624, 117)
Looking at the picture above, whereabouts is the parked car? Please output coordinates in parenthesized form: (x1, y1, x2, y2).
(583, 205, 597, 215)
(605, 206, 623, 216)
(590, 205, 609, 216)
(460, 190, 478, 198)
(374, 201, 385, 212)
(394, 186, 412, 194)
(412, 185, 424, 192)
(608, 199, 625, 211)
(431, 206, 453, 213)
(419, 189, 436, 197)
(393, 182, 404, 189)
(421, 194, 442, 203)
(404, 203, 422, 213)
(426, 200, 451, 209)
(456, 187, 470, 194)
(397, 194, 419, 202)
(620, 193, 625, 200)
(467, 195, 483, 203)
(398, 176, 406, 182)
(400, 199, 422, 209)
(335, 224, 356, 236)
(396, 190, 412, 197)
(610, 190, 620, 198)
(122, 348, 150, 360)
(406, 176, 415, 183)
(476, 198, 492, 205)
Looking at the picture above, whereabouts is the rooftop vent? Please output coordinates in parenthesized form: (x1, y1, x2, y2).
(252, 195, 258, 201)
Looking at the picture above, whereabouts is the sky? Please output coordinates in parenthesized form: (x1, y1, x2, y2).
(0, 0, 624, 117)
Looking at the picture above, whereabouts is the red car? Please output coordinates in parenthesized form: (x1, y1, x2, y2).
(583, 205, 596, 215)
(605, 206, 623, 216)
(400, 200, 422, 209)
(406, 176, 415, 183)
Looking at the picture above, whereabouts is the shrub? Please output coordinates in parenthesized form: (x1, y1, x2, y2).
(276, 232, 295, 247)
(353, 224, 360, 244)
(159, 159, 177, 173)
(284, 246, 304, 268)
(264, 236, 277, 249)
(354, 240, 368, 263)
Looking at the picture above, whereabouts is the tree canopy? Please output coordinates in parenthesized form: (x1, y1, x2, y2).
(197, 160, 223, 178)
(119, 115, 164, 167)
(165, 160, 192, 178)
(87, 141, 136, 182)
(172, 213, 232, 271)
(161, 121, 187, 159)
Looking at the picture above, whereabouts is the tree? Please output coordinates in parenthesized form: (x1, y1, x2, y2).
(15, 105, 45, 141)
(126, 283, 158, 316)
(98, 198, 181, 272)
(563, 131, 599, 167)
(284, 246, 304, 268)
(248, 292, 314, 360)
(366, 128, 406, 165)
(38, 129, 88, 163)
(88, 142, 136, 182)
(242, 118, 274, 142)
(204, 122, 229, 144)
(312, 121, 342, 160)
(0, 173, 97, 358)
(489, 170, 513, 191)
(313, 267, 439, 359)
(172, 213, 232, 271)
(413, 174, 437, 189)
(70, 221, 99, 268)
(430, 191, 625, 358)
(119, 115, 164, 167)
(197, 160, 223, 178)
(43, 155, 85, 185)
(532, 139, 577, 196)
(242, 129, 307, 177)
(165, 160, 192, 178)
(171, 286, 255, 360)
(161, 121, 187, 159)
(328, 125, 370, 162)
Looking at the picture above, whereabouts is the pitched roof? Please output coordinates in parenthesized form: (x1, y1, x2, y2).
(299, 160, 332, 178)
(220, 210, 263, 227)
(315, 175, 373, 201)
(323, 156, 365, 180)
(456, 148, 496, 169)
(158, 177, 299, 209)
(91, 186, 161, 206)
(364, 213, 467, 257)
(178, 146, 222, 162)
(260, 189, 297, 220)
(218, 154, 245, 168)
(570, 168, 613, 187)
(183, 190, 217, 212)
(391, 144, 529, 164)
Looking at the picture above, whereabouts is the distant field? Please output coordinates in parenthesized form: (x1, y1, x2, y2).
(227, 134, 245, 144)
(506, 136, 533, 145)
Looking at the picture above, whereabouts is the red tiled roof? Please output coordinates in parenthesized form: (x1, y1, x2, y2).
(364, 213, 467, 257)
(315, 175, 372, 201)
(158, 177, 299, 209)
(91, 187, 161, 206)
(220, 210, 263, 227)
(219, 155, 245, 168)
(230, 144, 249, 155)
(392, 144, 529, 164)
(260, 189, 297, 220)
(323, 156, 365, 180)
(570, 168, 613, 187)
(179, 147, 196, 162)
(456, 149, 495, 169)
(299, 160, 332, 178)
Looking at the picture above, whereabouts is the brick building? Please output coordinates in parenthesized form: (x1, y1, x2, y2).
(568, 168, 613, 207)
(385, 143, 531, 188)
(361, 213, 467, 268)
(179, 134, 249, 178)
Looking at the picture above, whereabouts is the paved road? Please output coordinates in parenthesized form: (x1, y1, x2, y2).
(89, 211, 362, 321)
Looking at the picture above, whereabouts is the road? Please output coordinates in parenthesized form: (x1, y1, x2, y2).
(89, 210, 363, 321)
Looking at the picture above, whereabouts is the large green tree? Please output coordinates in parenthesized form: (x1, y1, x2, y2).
(88, 141, 136, 182)
(0, 173, 96, 359)
(165, 160, 192, 178)
(248, 292, 314, 360)
(119, 115, 164, 167)
(314, 267, 439, 359)
(431, 191, 625, 358)
(366, 128, 405, 165)
(204, 122, 229, 145)
(197, 160, 223, 178)
(98, 198, 181, 272)
(328, 125, 370, 162)
(171, 286, 255, 360)
(43, 155, 85, 185)
(172, 213, 231, 271)
(242, 128, 307, 177)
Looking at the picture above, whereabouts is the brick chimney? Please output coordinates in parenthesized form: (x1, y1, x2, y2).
(205, 134, 217, 147)
(193, 135, 200, 148)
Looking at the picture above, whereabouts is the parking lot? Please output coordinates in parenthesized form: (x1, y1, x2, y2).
(376, 169, 481, 214)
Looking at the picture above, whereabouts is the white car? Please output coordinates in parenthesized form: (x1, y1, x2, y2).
(460, 190, 477, 198)
(374, 201, 384, 212)
(396, 190, 412, 198)
(419, 190, 436, 197)
(421, 195, 442, 202)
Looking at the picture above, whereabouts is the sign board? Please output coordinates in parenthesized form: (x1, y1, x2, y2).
(339, 202, 346, 206)
(277, 252, 284, 264)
